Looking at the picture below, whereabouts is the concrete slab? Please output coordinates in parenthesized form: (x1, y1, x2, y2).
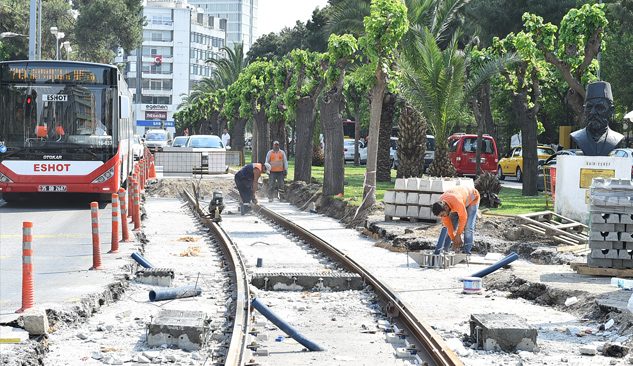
(147, 309, 207, 351)
(250, 272, 363, 291)
(470, 313, 537, 352)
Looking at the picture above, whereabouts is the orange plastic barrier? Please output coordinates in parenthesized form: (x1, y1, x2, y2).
(16, 221, 35, 313)
(109, 193, 120, 253)
(119, 188, 131, 242)
(89, 202, 104, 270)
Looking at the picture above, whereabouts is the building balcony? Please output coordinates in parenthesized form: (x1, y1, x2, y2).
(145, 20, 173, 30)
(141, 89, 172, 96)
(141, 71, 172, 79)
(143, 39, 174, 47)
(142, 56, 173, 64)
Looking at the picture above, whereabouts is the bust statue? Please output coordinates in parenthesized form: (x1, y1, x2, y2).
(570, 81, 624, 156)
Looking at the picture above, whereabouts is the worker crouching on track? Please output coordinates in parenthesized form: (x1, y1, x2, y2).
(431, 186, 480, 254)
(235, 163, 270, 213)
(265, 140, 288, 202)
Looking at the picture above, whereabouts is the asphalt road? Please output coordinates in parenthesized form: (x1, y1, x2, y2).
(0, 194, 136, 323)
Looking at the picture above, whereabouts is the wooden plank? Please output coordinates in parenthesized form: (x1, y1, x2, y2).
(517, 215, 588, 242)
(557, 244, 589, 252)
(576, 265, 633, 277)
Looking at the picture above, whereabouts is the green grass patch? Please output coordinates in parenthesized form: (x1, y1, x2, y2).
(483, 187, 549, 215)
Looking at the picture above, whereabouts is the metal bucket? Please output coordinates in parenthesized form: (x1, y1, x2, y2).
(462, 277, 483, 294)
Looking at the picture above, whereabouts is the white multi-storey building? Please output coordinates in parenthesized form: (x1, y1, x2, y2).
(116, 0, 228, 136)
(188, 0, 257, 53)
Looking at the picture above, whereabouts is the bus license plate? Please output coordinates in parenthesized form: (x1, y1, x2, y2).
(39, 185, 67, 192)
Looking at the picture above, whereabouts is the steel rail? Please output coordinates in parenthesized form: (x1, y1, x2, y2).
(183, 188, 250, 366)
(251, 200, 463, 366)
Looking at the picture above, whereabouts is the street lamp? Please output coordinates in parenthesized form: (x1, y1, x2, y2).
(63, 41, 71, 61)
(49, 27, 65, 60)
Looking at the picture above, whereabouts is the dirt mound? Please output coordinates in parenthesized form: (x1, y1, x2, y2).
(144, 179, 234, 199)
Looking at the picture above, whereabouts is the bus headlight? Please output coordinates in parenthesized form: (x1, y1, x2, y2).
(91, 167, 115, 183)
(0, 171, 14, 183)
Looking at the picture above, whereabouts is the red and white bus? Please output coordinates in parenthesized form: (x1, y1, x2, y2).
(0, 60, 135, 202)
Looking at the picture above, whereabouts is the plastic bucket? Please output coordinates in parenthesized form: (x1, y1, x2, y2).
(462, 277, 483, 294)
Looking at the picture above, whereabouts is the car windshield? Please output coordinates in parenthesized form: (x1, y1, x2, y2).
(146, 133, 166, 141)
(172, 137, 188, 147)
(344, 140, 355, 146)
(189, 137, 223, 148)
(426, 138, 435, 151)
(538, 147, 555, 155)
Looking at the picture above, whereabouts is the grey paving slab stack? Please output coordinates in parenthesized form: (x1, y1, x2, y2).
(587, 178, 633, 268)
(384, 177, 474, 222)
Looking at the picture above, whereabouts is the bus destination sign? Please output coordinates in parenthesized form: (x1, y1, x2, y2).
(1, 63, 111, 85)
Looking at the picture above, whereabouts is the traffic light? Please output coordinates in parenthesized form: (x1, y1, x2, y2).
(24, 95, 33, 121)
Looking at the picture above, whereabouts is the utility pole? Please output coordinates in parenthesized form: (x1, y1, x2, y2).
(29, 0, 36, 60)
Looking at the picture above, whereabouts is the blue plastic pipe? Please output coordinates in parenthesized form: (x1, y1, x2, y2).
(149, 285, 202, 302)
(433, 226, 449, 254)
(251, 298, 325, 351)
(470, 252, 519, 278)
(131, 252, 154, 268)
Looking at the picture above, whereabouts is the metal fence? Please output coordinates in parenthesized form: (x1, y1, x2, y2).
(543, 166, 556, 208)
(153, 151, 243, 174)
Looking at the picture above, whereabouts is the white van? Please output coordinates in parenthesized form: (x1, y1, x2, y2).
(145, 129, 172, 151)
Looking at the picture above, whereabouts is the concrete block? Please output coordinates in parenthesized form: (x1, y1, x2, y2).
(589, 230, 606, 241)
(612, 259, 624, 268)
(591, 249, 606, 259)
(384, 191, 396, 204)
(0, 326, 29, 343)
(430, 193, 442, 204)
(136, 268, 174, 287)
(394, 178, 407, 190)
(406, 178, 420, 191)
(605, 249, 619, 259)
(587, 257, 614, 267)
(629, 224, 633, 232)
(591, 214, 608, 224)
(406, 205, 419, 218)
(469, 313, 537, 352)
(406, 193, 419, 205)
(621, 232, 633, 243)
(430, 179, 444, 193)
(618, 250, 632, 260)
(147, 310, 207, 351)
(22, 308, 49, 335)
(395, 192, 408, 205)
(615, 224, 626, 232)
(396, 206, 408, 217)
(625, 242, 633, 251)
(602, 213, 621, 224)
(621, 214, 633, 224)
(439, 179, 456, 191)
(385, 204, 396, 217)
(588, 241, 615, 250)
(418, 206, 432, 219)
(457, 178, 475, 188)
(419, 178, 431, 192)
(591, 223, 615, 232)
(613, 242, 624, 250)
(623, 259, 633, 268)
(418, 194, 431, 206)
(605, 232, 621, 241)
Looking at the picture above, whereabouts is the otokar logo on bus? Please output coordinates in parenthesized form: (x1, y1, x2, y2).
(43, 94, 68, 102)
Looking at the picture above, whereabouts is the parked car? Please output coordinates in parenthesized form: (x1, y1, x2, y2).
(448, 133, 499, 176)
(537, 149, 584, 191)
(344, 138, 367, 164)
(186, 135, 225, 150)
(132, 134, 144, 160)
(497, 145, 555, 182)
(245, 137, 252, 150)
(144, 129, 172, 152)
(609, 148, 633, 178)
(390, 137, 398, 168)
(171, 136, 190, 147)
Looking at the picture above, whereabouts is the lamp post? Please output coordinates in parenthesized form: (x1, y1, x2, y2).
(63, 41, 71, 61)
(49, 27, 65, 60)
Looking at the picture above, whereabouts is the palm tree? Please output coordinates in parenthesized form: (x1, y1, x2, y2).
(399, 28, 464, 177)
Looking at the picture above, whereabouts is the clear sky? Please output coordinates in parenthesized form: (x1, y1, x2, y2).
(257, 0, 329, 37)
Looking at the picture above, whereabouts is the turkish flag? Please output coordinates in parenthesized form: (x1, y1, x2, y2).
(154, 55, 162, 66)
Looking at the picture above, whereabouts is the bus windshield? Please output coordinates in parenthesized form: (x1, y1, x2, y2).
(0, 84, 115, 160)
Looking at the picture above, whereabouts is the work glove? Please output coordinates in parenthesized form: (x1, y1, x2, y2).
(284, 170, 287, 178)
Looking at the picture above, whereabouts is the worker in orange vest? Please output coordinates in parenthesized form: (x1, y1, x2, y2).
(235, 163, 270, 213)
(431, 186, 480, 254)
(265, 140, 288, 202)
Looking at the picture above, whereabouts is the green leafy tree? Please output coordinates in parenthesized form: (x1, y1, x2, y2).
(321, 34, 358, 195)
(358, 0, 408, 208)
(524, 4, 608, 127)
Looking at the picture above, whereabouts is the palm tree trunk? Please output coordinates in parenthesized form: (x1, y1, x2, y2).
(377, 92, 396, 182)
(397, 103, 426, 178)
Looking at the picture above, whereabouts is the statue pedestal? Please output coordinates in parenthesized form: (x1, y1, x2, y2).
(554, 155, 631, 224)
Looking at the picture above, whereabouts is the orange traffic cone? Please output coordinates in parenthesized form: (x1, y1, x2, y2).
(149, 162, 157, 179)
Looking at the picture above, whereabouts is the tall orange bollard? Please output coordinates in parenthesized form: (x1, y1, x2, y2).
(119, 188, 131, 242)
(132, 181, 142, 231)
(16, 221, 35, 313)
(127, 177, 134, 219)
(109, 193, 120, 253)
(140, 159, 146, 190)
(90, 202, 104, 270)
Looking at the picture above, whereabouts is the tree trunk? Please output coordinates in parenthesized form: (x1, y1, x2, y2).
(397, 103, 426, 179)
(511, 92, 539, 196)
(320, 83, 346, 196)
(253, 108, 269, 163)
(362, 69, 387, 209)
(230, 117, 247, 165)
(565, 88, 585, 128)
(294, 97, 318, 183)
(428, 138, 456, 177)
(482, 82, 497, 143)
(377, 92, 396, 182)
(270, 119, 287, 156)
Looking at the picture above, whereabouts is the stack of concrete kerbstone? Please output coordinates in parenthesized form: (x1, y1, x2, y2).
(587, 178, 633, 268)
(383, 177, 474, 222)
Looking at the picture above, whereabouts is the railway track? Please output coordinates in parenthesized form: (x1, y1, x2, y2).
(182, 188, 462, 366)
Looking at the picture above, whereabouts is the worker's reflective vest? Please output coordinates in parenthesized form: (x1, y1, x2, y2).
(269, 151, 285, 172)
